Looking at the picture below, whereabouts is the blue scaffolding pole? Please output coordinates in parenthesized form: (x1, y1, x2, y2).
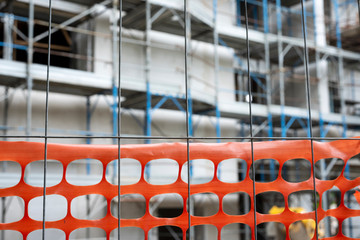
(263, 0, 273, 138)
(214, 0, 221, 142)
(236, 0, 242, 26)
(145, 82, 152, 144)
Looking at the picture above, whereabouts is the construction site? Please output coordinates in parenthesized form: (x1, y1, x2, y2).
(0, 0, 360, 239)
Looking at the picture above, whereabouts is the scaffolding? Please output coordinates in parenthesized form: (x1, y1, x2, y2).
(1, 0, 360, 239)
(0, 0, 359, 140)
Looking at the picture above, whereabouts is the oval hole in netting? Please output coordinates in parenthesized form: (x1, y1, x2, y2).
(66, 159, 103, 186)
(0, 230, 22, 240)
(181, 159, 214, 184)
(322, 186, 341, 210)
(0, 161, 21, 188)
(288, 190, 319, 213)
(28, 195, 67, 221)
(110, 227, 145, 240)
(319, 216, 338, 239)
(27, 229, 65, 240)
(222, 192, 251, 215)
(105, 158, 141, 185)
(342, 217, 360, 238)
(344, 154, 360, 180)
(256, 222, 285, 240)
(24, 160, 63, 187)
(188, 192, 219, 217)
(315, 158, 344, 180)
(0, 196, 24, 223)
(344, 187, 360, 210)
(71, 194, 107, 220)
(144, 159, 179, 185)
(217, 158, 247, 183)
(149, 193, 183, 218)
(69, 228, 106, 240)
(256, 191, 285, 214)
(282, 158, 311, 183)
(249, 158, 279, 182)
(186, 225, 217, 240)
(111, 194, 146, 219)
(148, 225, 182, 240)
(289, 219, 315, 240)
(221, 223, 251, 240)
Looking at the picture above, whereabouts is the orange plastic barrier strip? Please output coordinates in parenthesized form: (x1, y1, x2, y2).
(0, 140, 359, 240)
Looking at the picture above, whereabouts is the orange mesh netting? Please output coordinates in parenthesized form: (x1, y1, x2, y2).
(0, 139, 360, 239)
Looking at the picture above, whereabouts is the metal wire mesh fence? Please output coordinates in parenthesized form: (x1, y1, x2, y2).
(0, 0, 360, 240)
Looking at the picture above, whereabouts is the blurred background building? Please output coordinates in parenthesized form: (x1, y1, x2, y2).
(0, 0, 360, 239)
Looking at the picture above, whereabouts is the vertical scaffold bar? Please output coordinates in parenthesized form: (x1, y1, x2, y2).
(111, 0, 119, 144)
(187, 9, 193, 138)
(26, 0, 34, 137)
(236, 0, 242, 26)
(276, 0, 286, 137)
(333, 0, 342, 49)
(338, 56, 347, 138)
(213, 0, 221, 142)
(145, 0, 152, 144)
(117, 0, 123, 237)
(2, 87, 9, 140)
(263, 0, 272, 138)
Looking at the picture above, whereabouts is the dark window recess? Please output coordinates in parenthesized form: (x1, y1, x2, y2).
(236, 0, 261, 30)
(251, 76, 266, 104)
(234, 72, 242, 102)
(234, 72, 266, 104)
(4, 18, 91, 71)
(329, 81, 340, 113)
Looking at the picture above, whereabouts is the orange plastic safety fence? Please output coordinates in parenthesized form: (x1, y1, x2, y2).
(0, 140, 360, 240)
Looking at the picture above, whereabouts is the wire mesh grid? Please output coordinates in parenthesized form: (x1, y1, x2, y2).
(1, 0, 360, 240)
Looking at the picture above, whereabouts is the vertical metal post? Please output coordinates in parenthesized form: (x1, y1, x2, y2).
(287, 9, 293, 37)
(351, 71, 355, 102)
(111, 0, 119, 144)
(2, 87, 9, 139)
(263, 0, 272, 138)
(313, 0, 323, 138)
(236, 0, 242, 26)
(333, 0, 342, 49)
(145, 0, 152, 144)
(186, 7, 193, 137)
(314, 0, 330, 116)
(3, 13, 13, 60)
(253, 4, 258, 30)
(276, 0, 286, 137)
(333, 0, 347, 136)
(86, 19, 94, 72)
(338, 55, 347, 138)
(26, 0, 34, 137)
(213, 0, 221, 142)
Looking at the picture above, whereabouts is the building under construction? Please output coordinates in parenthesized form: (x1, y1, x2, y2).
(0, 0, 360, 239)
